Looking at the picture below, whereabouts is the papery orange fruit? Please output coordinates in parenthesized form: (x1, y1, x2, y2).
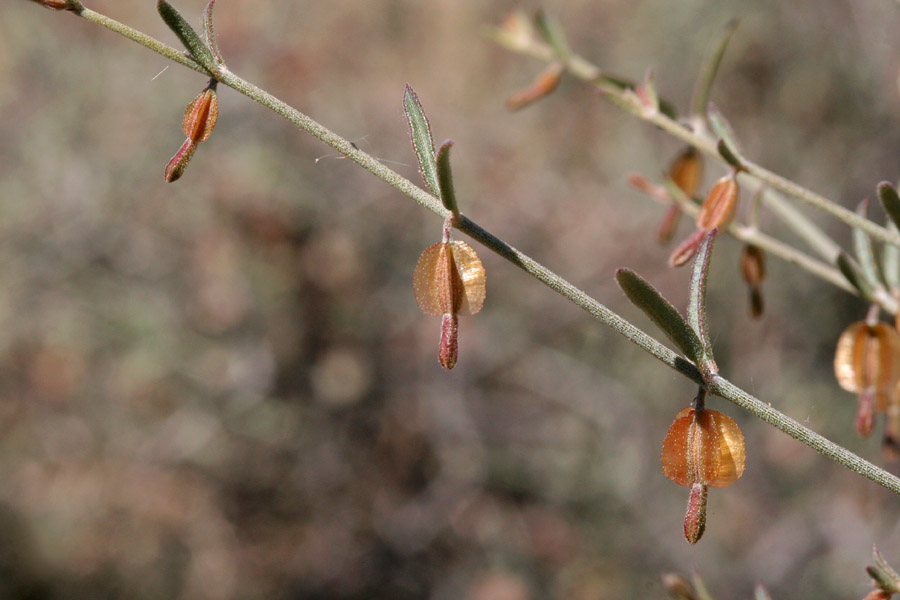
(696, 176, 739, 232)
(413, 240, 485, 370)
(661, 407, 745, 488)
(834, 321, 900, 413)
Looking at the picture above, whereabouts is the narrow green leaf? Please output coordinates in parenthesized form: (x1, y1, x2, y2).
(436, 140, 459, 215)
(882, 221, 900, 293)
(157, 0, 216, 71)
(688, 229, 718, 376)
(878, 181, 900, 230)
(202, 0, 224, 65)
(534, 9, 571, 60)
(873, 547, 900, 593)
(403, 84, 440, 198)
(837, 253, 875, 300)
(615, 268, 704, 366)
(690, 20, 739, 117)
(853, 199, 886, 290)
(691, 574, 714, 600)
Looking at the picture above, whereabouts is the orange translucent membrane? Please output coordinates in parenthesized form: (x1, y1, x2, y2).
(834, 321, 900, 411)
(413, 241, 485, 317)
(661, 407, 746, 488)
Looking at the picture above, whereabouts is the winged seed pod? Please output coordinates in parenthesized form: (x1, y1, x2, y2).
(165, 82, 219, 182)
(413, 222, 486, 369)
(669, 175, 738, 267)
(661, 405, 745, 543)
(834, 321, 900, 437)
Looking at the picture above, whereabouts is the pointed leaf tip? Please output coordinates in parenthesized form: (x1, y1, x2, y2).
(157, 0, 216, 71)
(878, 181, 900, 231)
(436, 140, 459, 215)
(403, 84, 440, 198)
(689, 229, 718, 376)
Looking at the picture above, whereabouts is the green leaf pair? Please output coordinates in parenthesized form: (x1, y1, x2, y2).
(617, 230, 719, 379)
(157, 0, 224, 73)
(403, 84, 459, 216)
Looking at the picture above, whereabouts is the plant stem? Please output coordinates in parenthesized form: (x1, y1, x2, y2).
(58, 5, 900, 495)
(710, 375, 900, 496)
(491, 31, 900, 250)
(76, 7, 207, 74)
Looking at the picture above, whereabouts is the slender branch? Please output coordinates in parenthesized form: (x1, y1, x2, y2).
(75, 7, 207, 74)
(710, 376, 900, 496)
(49, 4, 900, 495)
(491, 31, 900, 251)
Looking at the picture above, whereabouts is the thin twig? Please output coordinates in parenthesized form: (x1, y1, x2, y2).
(42, 4, 900, 496)
(491, 31, 900, 251)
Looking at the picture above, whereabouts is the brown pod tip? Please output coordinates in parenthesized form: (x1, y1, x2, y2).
(683, 483, 708, 544)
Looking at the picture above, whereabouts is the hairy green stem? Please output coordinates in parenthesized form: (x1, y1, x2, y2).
(56, 5, 900, 495)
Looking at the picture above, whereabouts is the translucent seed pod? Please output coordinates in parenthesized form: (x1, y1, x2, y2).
(696, 175, 739, 231)
(413, 240, 485, 369)
(661, 407, 746, 488)
(834, 321, 900, 413)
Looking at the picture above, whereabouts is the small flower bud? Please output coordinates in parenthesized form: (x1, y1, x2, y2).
(28, 0, 69, 9)
(505, 62, 564, 111)
(668, 228, 706, 268)
(740, 244, 766, 318)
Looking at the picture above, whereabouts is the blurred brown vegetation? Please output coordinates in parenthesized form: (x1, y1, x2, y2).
(3, 1, 900, 598)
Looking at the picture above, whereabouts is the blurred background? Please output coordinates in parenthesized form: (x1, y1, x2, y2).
(3, 1, 900, 598)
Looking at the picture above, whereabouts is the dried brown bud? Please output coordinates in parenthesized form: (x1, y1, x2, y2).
(668, 228, 706, 268)
(668, 147, 703, 198)
(505, 62, 564, 111)
(697, 175, 739, 231)
(883, 401, 900, 460)
(741, 244, 766, 318)
(28, 0, 69, 9)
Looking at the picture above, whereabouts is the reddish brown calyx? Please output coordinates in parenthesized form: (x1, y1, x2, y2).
(740, 244, 766, 318)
